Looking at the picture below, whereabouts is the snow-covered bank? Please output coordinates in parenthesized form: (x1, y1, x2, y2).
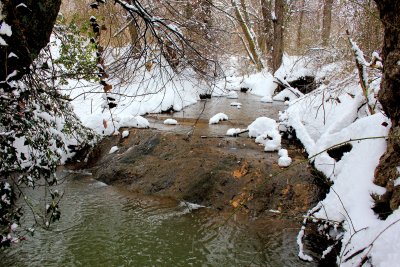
(212, 69, 277, 98)
(65, 65, 201, 135)
(278, 56, 398, 265)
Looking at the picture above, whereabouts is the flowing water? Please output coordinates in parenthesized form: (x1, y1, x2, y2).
(1, 95, 317, 266)
(1, 176, 315, 267)
(146, 94, 287, 137)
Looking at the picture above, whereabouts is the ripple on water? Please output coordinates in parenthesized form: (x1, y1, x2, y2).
(0, 177, 316, 267)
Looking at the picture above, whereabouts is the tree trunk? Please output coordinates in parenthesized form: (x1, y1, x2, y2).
(321, 0, 334, 47)
(373, 0, 400, 213)
(272, 0, 285, 72)
(232, 0, 264, 71)
(296, 0, 306, 50)
(260, 0, 273, 57)
(0, 0, 62, 84)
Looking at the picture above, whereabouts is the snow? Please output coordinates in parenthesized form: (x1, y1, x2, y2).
(297, 226, 313, 262)
(278, 149, 292, 167)
(10, 223, 18, 231)
(226, 128, 242, 136)
(108, 146, 119, 154)
(212, 69, 277, 101)
(0, 21, 11, 46)
(1, 194, 10, 205)
(121, 115, 149, 128)
(394, 167, 400, 186)
(274, 54, 314, 83)
(268, 209, 280, 213)
(179, 201, 205, 212)
(271, 11, 276, 21)
(0, 36, 6, 46)
(209, 113, 228, 124)
(273, 87, 304, 102)
(8, 52, 18, 58)
(122, 130, 129, 138)
(15, 3, 28, 8)
(248, 117, 277, 137)
(163, 118, 178, 125)
(166, 23, 183, 36)
(84, 114, 149, 135)
(4, 182, 10, 191)
(241, 71, 277, 97)
(278, 55, 398, 266)
(0, 20, 11, 47)
(0, 22, 12, 36)
(278, 156, 292, 167)
(278, 148, 288, 157)
(248, 117, 281, 151)
(90, 180, 108, 188)
(6, 70, 18, 81)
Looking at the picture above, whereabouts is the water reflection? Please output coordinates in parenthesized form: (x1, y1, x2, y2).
(146, 93, 286, 137)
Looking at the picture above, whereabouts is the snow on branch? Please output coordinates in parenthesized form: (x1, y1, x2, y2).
(346, 31, 375, 115)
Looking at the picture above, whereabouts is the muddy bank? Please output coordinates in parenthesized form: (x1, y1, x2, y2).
(75, 127, 324, 219)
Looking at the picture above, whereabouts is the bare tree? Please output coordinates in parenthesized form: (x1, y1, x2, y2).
(296, 0, 306, 49)
(272, 0, 285, 72)
(232, 0, 264, 71)
(260, 0, 273, 57)
(321, 0, 334, 46)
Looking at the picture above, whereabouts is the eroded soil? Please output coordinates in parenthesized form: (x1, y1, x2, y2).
(77, 126, 324, 219)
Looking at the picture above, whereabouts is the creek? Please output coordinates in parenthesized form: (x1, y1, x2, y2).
(1, 176, 316, 267)
(1, 93, 320, 266)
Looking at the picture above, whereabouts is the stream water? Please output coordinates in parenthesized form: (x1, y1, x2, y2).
(1, 94, 317, 266)
(1, 177, 315, 267)
(146, 93, 287, 137)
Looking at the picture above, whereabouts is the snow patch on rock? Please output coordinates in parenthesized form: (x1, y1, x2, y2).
(249, 117, 281, 151)
(209, 113, 228, 124)
(164, 118, 178, 125)
(109, 146, 119, 154)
